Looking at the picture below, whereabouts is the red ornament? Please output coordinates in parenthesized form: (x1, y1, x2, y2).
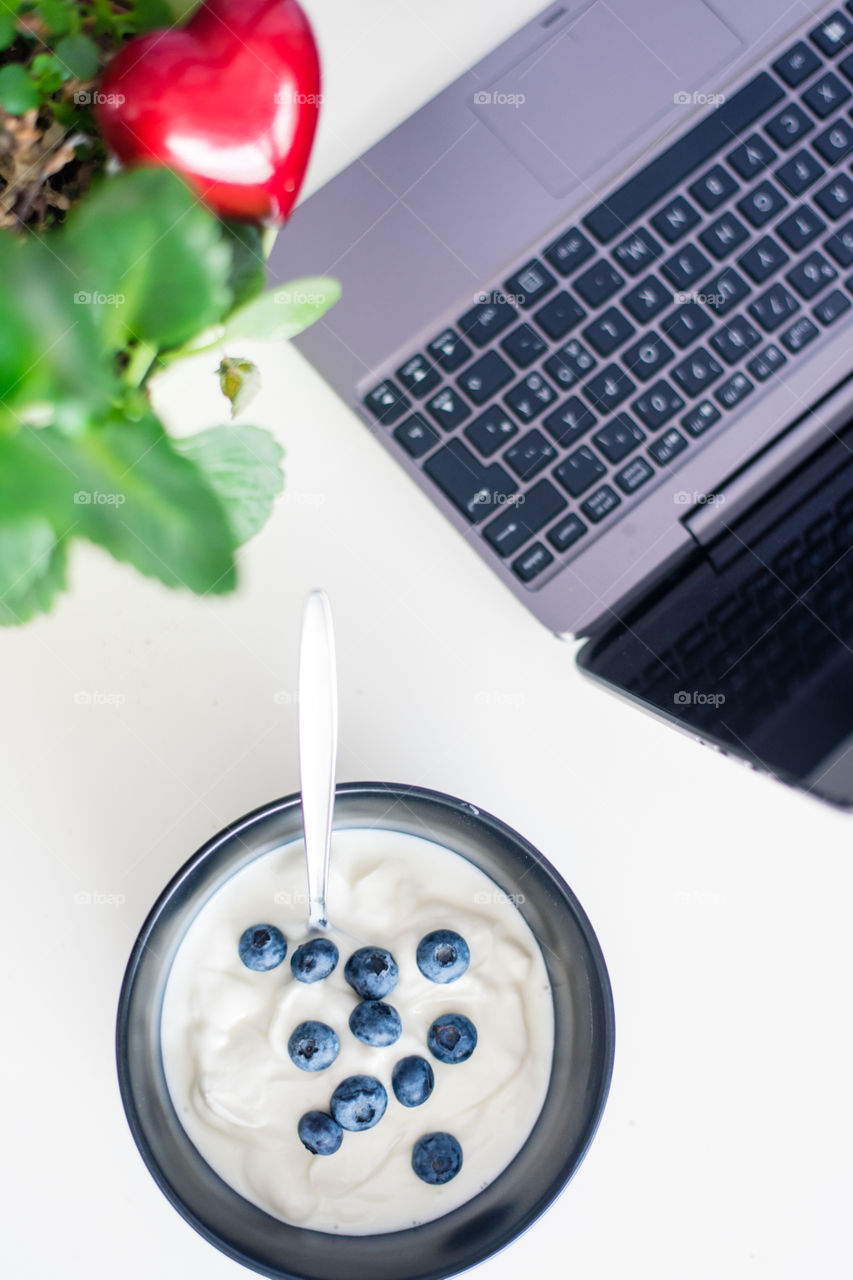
(96, 0, 321, 223)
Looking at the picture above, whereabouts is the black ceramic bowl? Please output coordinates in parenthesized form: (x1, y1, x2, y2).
(117, 782, 614, 1280)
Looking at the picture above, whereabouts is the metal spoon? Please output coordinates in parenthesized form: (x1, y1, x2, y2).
(297, 589, 338, 931)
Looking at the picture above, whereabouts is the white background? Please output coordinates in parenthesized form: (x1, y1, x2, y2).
(3, 2, 853, 1277)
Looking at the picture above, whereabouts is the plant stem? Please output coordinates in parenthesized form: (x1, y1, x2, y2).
(123, 339, 159, 388)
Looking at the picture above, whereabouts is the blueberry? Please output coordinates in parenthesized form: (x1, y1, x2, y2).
(416, 929, 470, 983)
(348, 1000, 402, 1047)
(291, 937, 339, 983)
(298, 1110, 343, 1155)
(330, 1074, 388, 1131)
(238, 924, 287, 971)
(344, 946, 399, 999)
(427, 1013, 477, 1064)
(392, 1055, 434, 1108)
(288, 1020, 340, 1072)
(412, 1132, 463, 1184)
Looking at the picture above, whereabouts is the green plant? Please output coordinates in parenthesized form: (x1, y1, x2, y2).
(0, 1, 339, 625)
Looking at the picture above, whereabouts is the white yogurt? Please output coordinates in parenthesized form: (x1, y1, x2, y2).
(160, 828, 555, 1234)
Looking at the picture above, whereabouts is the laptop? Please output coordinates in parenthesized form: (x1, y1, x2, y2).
(269, 0, 853, 808)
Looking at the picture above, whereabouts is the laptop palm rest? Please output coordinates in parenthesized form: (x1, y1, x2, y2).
(471, 0, 743, 199)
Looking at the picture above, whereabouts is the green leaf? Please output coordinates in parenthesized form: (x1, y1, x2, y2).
(0, 517, 67, 627)
(61, 168, 233, 352)
(222, 222, 267, 311)
(218, 356, 261, 419)
(0, 416, 238, 594)
(55, 33, 99, 81)
(36, 0, 74, 37)
(223, 277, 341, 344)
(175, 425, 284, 547)
(0, 64, 39, 115)
(0, 12, 17, 52)
(31, 52, 72, 93)
(0, 232, 115, 428)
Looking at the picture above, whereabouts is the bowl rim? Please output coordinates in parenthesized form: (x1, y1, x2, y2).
(116, 780, 615, 1280)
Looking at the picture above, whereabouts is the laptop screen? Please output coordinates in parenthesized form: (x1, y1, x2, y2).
(578, 417, 853, 807)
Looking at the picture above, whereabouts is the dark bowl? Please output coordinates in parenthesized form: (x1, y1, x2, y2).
(117, 782, 615, 1280)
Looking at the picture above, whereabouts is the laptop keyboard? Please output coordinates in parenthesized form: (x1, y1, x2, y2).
(363, 8, 853, 590)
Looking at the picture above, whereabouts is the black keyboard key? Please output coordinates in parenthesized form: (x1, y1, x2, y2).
(622, 275, 673, 323)
(700, 210, 749, 259)
(583, 363, 636, 412)
(365, 379, 411, 425)
(703, 266, 751, 317)
(727, 133, 777, 180)
(632, 379, 685, 430)
(689, 164, 739, 212)
(394, 413, 440, 458)
(747, 343, 787, 381)
(544, 226, 595, 277)
(661, 302, 713, 348)
(543, 396, 596, 447)
(651, 195, 700, 244)
(780, 315, 820, 351)
(787, 250, 838, 298)
(804, 72, 851, 117)
(425, 385, 472, 430)
(428, 328, 472, 373)
(814, 116, 853, 164)
(841, 49, 853, 83)
(424, 439, 518, 522)
(814, 286, 852, 323)
(505, 371, 558, 422)
(612, 227, 662, 276)
(513, 542, 553, 584)
(547, 512, 587, 552)
(738, 235, 790, 283)
(534, 290, 586, 340)
(458, 298, 516, 346)
(810, 12, 853, 56)
(593, 412, 646, 463)
(825, 217, 853, 263)
(662, 242, 712, 290)
(574, 260, 624, 307)
(777, 204, 826, 249)
(544, 338, 597, 389)
(672, 347, 723, 395)
(775, 149, 825, 195)
(465, 404, 518, 456)
(749, 282, 800, 331)
(648, 428, 688, 466)
(504, 428, 558, 481)
(816, 172, 853, 217)
(456, 351, 513, 404)
(710, 314, 762, 364)
(765, 103, 814, 149)
(773, 41, 822, 87)
(581, 484, 621, 523)
(681, 399, 722, 436)
(623, 332, 674, 381)
(583, 73, 784, 242)
(501, 322, 548, 369)
(714, 370, 754, 409)
(483, 478, 566, 555)
(582, 306, 636, 355)
(504, 259, 557, 309)
(737, 180, 788, 227)
(397, 354, 441, 398)
(614, 455, 655, 494)
(555, 445, 607, 497)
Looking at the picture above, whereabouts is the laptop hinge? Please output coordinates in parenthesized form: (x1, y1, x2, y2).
(683, 374, 853, 570)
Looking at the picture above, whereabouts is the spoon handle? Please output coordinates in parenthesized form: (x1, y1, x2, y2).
(298, 590, 338, 930)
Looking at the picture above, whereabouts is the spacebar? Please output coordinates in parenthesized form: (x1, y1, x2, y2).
(583, 72, 784, 245)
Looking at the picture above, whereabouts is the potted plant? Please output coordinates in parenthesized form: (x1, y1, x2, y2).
(0, 0, 338, 626)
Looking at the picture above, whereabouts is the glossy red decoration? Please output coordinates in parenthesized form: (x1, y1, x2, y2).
(96, 0, 321, 223)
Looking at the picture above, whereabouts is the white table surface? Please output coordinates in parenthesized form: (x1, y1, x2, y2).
(3, 2, 853, 1277)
